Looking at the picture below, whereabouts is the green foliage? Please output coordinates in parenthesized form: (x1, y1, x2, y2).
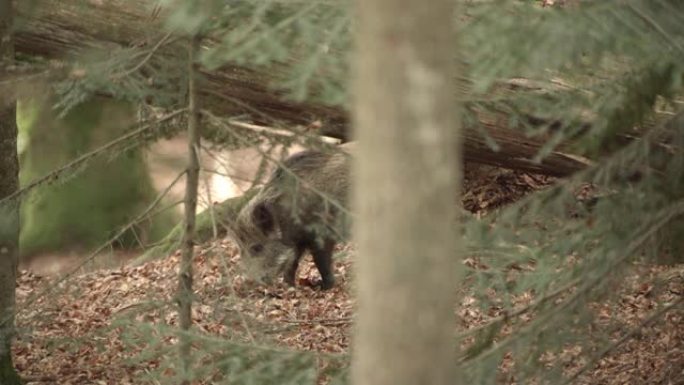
(199, 0, 350, 104)
(53, 41, 187, 117)
(429, 0, 681, 350)
(112, 310, 347, 384)
(166, 0, 684, 383)
(464, 0, 684, 153)
(17, 0, 684, 384)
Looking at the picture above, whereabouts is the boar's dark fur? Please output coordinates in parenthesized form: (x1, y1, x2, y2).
(231, 146, 350, 290)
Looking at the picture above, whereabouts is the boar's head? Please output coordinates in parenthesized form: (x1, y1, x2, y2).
(232, 198, 294, 284)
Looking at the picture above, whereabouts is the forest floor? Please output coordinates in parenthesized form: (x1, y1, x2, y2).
(12, 165, 683, 385)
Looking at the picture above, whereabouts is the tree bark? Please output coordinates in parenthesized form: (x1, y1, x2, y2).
(18, 97, 175, 260)
(12, 0, 347, 133)
(0, 0, 23, 383)
(9, 0, 589, 177)
(351, 0, 460, 384)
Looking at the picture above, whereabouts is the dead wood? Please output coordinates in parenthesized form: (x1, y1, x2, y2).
(13, 0, 590, 176)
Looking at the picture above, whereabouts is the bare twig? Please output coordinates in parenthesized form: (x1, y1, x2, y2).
(284, 317, 352, 326)
(561, 296, 684, 385)
(116, 32, 174, 79)
(455, 278, 580, 340)
(177, 33, 201, 385)
(202, 110, 350, 217)
(20, 375, 59, 382)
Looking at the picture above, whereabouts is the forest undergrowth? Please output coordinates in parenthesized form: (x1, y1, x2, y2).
(12, 166, 683, 385)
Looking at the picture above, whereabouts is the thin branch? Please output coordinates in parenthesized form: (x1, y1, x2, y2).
(202, 87, 341, 145)
(627, 2, 684, 55)
(561, 296, 684, 385)
(116, 32, 174, 79)
(201, 166, 258, 185)
(284, 317, 352, 326)
(177, 33, 201, 385)
(227, 119, 340, 144)
(455, 278, 580, 340)
(17, 375, 58, 383)
(202, 110, 350, 216)
(201, 154, 219, 239)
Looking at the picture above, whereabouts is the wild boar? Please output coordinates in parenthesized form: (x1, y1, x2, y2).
(231, 145, 351, 290)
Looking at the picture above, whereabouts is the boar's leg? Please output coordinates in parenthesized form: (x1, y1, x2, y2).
(283, 245, 305, 286)
(311, 239, 336, 290)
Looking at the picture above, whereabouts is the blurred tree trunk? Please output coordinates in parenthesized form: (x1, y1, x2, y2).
(0, 0, 23, 383)
(351, 0, 460, 384)
(18, 97, 175, 260)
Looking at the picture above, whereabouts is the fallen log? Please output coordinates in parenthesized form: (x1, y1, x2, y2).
(13, 0, 590, 176)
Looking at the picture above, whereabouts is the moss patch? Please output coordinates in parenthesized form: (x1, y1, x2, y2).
(18, 98, 176, 259)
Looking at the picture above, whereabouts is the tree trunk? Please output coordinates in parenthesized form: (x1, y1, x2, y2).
(0, 0, 23, 383)
(177, 35, 201, 385)
(18, 97, 175, 260)
(9, 0, 589, 177)
(351, 0, 460, 384)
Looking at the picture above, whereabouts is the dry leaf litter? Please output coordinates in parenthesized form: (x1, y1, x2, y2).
(12, 167, 682, 384)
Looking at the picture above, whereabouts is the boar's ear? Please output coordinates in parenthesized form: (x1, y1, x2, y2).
(252, 202, 275, 234)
